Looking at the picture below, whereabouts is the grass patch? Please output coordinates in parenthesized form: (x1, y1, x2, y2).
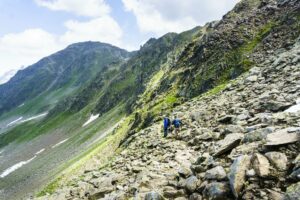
(37, 177, 62, 197)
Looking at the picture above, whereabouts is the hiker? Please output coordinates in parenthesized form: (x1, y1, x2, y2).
(172, 116, 182, 136)
(163, 116, 171, 137)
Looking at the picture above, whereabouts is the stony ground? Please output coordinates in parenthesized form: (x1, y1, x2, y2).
(36, 39, 300, 200)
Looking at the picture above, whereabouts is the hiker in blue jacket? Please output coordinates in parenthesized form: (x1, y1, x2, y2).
(163, 116, 171, 137)
(172, 116, 182, 136)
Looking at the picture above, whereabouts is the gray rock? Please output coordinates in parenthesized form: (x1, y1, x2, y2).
(185, 176, 199, 193)
(206, 182, 230, 200)
(223, 125, 244, 134)
(292, 154, 300, 169)
(178, 166, 193, 178)
(204, 166, 227, 180)
(163, 187, 185, 198)
(214, 133, 244, 156)
(243, 127, 274, 143)
(229, 142, 260, 159)
(88, 186, 114, 199)
(144, 191, 164, 200)
(265, 128, 300, 146)
(267, 189, 284, 200)
(289, 168, 300, 181)
(189, 193, 202, 200)
(284, 182, 300, 200)
(265, 152, 288, 171)
(246, 75, 258, 83)
(252, 153, 270, 177)
(228, 155, 251, 198)
(263, 100, 293, 112)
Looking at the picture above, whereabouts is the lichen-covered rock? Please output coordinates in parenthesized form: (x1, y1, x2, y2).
(204, 166, 227, 180)
(228, 155, 251, 198)
(252, 153, 270, 177)
(265, 129, 300, 146)
(284, 182, 300, 200)
(185, 176, 199, 193)
(265, 152, 288, 171)
(205, 182, 231, 200)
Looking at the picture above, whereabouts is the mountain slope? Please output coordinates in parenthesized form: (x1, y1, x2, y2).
(0, 41, 130, 116)
(0, 26, 203, 200)
(39, 29, 300, 200)
(32, 0, 300, 199)
(0, 0, 299, 199)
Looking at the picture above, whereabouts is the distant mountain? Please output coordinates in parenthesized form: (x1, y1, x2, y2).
(0, 69, 18, 85)
(0, 42, 131, 115)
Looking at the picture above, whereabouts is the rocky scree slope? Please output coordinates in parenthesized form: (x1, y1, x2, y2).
(38, 35, 300, 199)
(127, 0, 300, 133)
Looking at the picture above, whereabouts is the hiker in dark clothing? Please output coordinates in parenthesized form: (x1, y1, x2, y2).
(172, 116, 182, 136)
(163, 116, 171, 137)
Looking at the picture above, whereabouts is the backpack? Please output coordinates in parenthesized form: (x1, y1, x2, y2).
(173, 119, 181, 128)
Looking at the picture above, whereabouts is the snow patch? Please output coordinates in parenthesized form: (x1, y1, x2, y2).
(35, 148, 45, 155)
(20, 112, 48, 123)
(18, 103, 25, 108)
(0, 156, 36, 178)
(82, 114, 99, 127)
(51, 138, 69, 149)
(7, 117, 23, 127)
(285, 99, 300, 113)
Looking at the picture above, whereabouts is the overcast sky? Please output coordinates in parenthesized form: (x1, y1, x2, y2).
(0, 0, 239, 77)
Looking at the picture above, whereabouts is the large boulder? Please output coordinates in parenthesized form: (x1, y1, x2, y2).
(265, 152, 288, 171)
(265, 128, 300, 146)
(228, 155, 251, 198)
(252, 153, 270, 177)
(214, 133, 244, 156)
(204, 166, 227, 181)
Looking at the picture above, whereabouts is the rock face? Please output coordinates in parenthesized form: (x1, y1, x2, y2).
(228, 155, 251, 198)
